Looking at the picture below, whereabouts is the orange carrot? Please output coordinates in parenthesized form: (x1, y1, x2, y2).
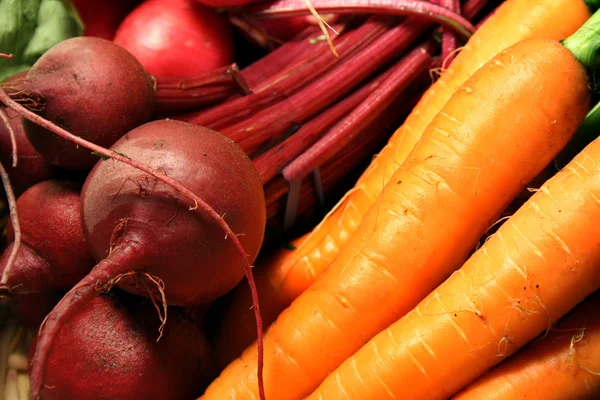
(212, 0, 593, 364)
(306, 126, 600, 400)
(453, 291, 600, 400)
(201, 35, 590, 399)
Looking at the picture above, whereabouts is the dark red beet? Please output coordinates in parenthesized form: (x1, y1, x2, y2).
(29, 119, 266, 398)
(8, 37, 155, 170)
(30, 291, 215, 400)
(82, 119, 266, 304)
(0, 72, 56, 195)
(0, 180, 95, 328)
(0, 107, 57, 195)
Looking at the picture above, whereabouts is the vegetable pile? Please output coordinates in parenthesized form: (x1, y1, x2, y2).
(0, 0, 599, 399)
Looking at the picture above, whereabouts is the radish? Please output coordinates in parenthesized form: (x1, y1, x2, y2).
(27, 118, 266, 398)
(0, 180, 95, 328)
(114, 0, 235, 77)
(2, 37, 155, 170)
(72, 0, 142, 40)
(30, 290, 215, 400)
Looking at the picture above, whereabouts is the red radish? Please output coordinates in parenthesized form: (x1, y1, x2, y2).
(72, 0, 142, 40)
(114, 0, 235, 77)
(28, 118, 266, 398)
(30, 290, 215, 400)
(0, 180, 95, 328)
(2, 36, 155, 170)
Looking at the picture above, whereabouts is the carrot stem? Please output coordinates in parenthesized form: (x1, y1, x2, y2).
(282, 42, 433, 182)
(245, 0, 475, 39)
(562, 7, 600, 70)
(584, 0, 600, 11)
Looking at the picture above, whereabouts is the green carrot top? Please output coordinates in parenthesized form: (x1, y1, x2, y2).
(562, 6, 600, 70)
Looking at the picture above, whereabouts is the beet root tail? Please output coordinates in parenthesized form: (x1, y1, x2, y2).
(28, 249, 137, 400)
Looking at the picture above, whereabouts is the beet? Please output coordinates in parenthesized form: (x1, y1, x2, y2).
(30, 291, 215, 400)
(82, 119, 266, 304)
(0, 71, 56, 194)
(0, 180, 95, 328)
(29, 119, 266, 398)
(4, 37, 155, 170)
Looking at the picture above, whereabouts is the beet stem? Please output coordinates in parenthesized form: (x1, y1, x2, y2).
(0, 89, 266, 400)
(154, 64, 252, 112)
(301, 0, 339, 56)
(242, 24, 330, 87)
(229, 64, 252, 95)
(229, 16, 431, 154)
(0, 161, 20, 287)
(246, 0, 475, 39)
(252, 61, 392, 184)
(180, 19, 381, 129)
(462, 0, 490, 23)
(155, 64, 240, 90)
(283, 42, 433, 181)
(0, 108, 17, 167)
(229, 14, 282, 50)
(438, 0, 461, 67)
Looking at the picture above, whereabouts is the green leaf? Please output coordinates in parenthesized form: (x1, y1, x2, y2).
(0, 0, 83, 82)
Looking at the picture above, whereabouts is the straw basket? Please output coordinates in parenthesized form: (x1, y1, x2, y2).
(0, 303, 32, 400)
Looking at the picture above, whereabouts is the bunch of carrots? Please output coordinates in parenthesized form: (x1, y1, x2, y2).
(199, 0, 600, 398)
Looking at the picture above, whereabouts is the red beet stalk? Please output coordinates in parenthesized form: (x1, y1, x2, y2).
(282, 41, 433, 182)
(242, 24, 335, 87)
(226, 16, 433, 155)
(245, 0, 475, 39)
(252, 63, 395, 185)
(265, 87, 425, 232)
(437, 0, 462, 66)
(153, 64, 250, 113)
(178, 18, 388, 130)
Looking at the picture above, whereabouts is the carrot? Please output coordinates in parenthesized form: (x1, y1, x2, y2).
(201, 31, 591, 399)
(306, 112, 600, 400)
(453, 291, 600, 400)
(212, 0, 594, 361)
